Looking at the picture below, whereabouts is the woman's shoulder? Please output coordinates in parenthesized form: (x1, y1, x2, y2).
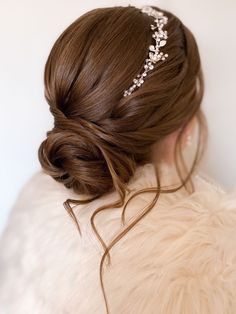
(193, 170, 231, 194)
(3, 169, 79, 221)
(127, 161, 236, 206)
(0, 170, 93, 313)
(189, 171, 236, 216)
(1, 165, 236, 312)
(103, 166, 236, 313)
(0, 169, 76, 247)
(14, 169, 70, 203)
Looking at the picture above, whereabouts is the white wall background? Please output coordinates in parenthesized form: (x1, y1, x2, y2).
(0, 0, 235, 235)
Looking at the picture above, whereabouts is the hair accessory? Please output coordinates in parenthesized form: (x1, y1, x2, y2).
(123, 6, 169, 97)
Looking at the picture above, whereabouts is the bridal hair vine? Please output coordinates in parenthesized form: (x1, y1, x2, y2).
(123, 6, 169, 97)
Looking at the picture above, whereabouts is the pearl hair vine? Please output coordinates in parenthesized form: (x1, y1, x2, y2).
(123, 5, 169, 97)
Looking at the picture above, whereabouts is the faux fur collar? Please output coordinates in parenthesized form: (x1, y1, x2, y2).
(0, 162, 236, 313)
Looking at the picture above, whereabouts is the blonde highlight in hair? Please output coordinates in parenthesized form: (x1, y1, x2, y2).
(38, 5, 207, 313)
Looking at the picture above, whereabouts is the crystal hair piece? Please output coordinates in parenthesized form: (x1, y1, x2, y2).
(123, 6, 169, 97)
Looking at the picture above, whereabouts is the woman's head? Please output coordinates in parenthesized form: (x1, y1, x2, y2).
(38, 6, 207, 313)
(38, 4, 206, 197)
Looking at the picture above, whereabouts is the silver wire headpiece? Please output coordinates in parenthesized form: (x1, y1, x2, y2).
(123, 6, 169, 97)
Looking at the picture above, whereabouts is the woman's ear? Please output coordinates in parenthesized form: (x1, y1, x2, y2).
(180, 115, 197, 149)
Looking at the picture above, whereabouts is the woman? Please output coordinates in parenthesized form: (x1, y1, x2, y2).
(0, 5, 236, 314)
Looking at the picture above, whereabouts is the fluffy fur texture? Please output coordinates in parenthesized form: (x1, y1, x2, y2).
(0, 162, 236, 314)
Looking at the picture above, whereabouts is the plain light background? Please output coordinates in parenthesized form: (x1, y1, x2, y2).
(0, 0, 235, 235)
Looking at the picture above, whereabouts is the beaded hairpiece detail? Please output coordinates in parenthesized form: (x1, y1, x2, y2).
(123, 6, 169, 97)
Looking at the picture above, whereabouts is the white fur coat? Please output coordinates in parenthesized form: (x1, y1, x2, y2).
(0, 162, 236, 314)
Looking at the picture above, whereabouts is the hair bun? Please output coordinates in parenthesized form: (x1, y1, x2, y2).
(38, 126, 114, 195)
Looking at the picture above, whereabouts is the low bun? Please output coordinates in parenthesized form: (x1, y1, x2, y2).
(38, 130, 110, 195)
(38, 112, 136, 196)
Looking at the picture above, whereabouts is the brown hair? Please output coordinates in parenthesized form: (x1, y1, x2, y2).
(38, 5, 207, 313)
